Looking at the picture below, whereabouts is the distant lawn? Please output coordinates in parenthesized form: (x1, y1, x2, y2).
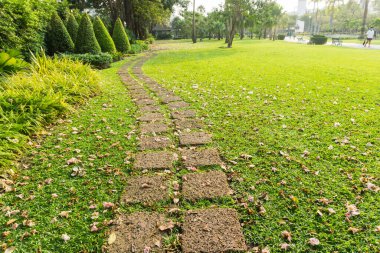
(343, 38, 380, 45)
(144, 40, 380, 252)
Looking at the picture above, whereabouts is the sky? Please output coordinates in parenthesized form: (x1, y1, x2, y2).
(195, 0, 300, 13)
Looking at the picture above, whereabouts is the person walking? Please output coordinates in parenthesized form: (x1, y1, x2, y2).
(363, 27, 375, 48)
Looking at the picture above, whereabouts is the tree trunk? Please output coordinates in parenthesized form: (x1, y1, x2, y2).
(192, 0, 196, 43)
(361, 0, 370, 38)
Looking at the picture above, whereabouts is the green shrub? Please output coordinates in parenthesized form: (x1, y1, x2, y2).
(66, 13, 79, 43)
(0, 52, 100, 171)
(0, 0, 58, 59)
(145, 34, 155, 44)
(128, 44, 144, 54)
(111, 51, 124, 62)
(310, 35, 328, 45)
(93, 17, 116, 54)
(112, 18, 131, 53)
(0, 49, 28, 76)
(61, 53, 113, 69)
(75, 14, 101, 54)
(45, 12, 74, 55)
(277, 34, 285, 40)
(136, 40, 149, 50)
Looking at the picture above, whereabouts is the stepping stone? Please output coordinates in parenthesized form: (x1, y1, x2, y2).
(139, 136, 173, 150)
(182, 208, 246, 253)
(135, 98, 156, 106)
(160, 95, 182, 104)
(181, 148, 222, 167)
(138, 112, 165, 122)
(174, 119, 204, 130)
(139, 105, 161, 113)
(182, 171, 232, 201)
(179, 132, 212, 146)
(131, 94, 151, 100)
(171, 110, 197, 119)
(122, 175, 169, 205)
(108, 212, 169, 253)
(140, 122, 169, 134)
(167, 101, 190, 110)
(134, 151, 177, 170)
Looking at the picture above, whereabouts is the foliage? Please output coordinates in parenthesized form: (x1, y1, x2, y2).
(0, 49, 28, 76)
(45, 12, 74, 55)
(66, 13, 79, 44)
(0, 52, 100, 171)
(61, 53, 113, 69)
(75, 14, 101, 54)
(310, 35, 328, 45)
(0, 59, 137, 252)
(277, 34, 285, 40)
(144, 39, 380, 252)
(0, 0, 60, 59)
(112, 18, 131, 53)
(145, 34, 155, 44)
(93, 16, 116, 54)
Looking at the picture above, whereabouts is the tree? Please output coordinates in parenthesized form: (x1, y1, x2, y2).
(94, 16, 116, 53)
(45, 12, 74, 55)
(224, 0, 250, 48)
(192, 0, 196, 43)
(112, 17, 131, 53)
(75, 13, 101, 54)
(66, 13, 79, 43)
(361, 0, 370, 37)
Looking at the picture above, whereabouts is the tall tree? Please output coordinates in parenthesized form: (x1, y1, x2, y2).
(361, 0, 370, 37)
(224, 0, 250, 48)
(192, 0, 196, 43)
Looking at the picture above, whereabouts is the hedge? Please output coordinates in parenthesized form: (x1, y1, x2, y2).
(66, 13, 79, 43)
(112, 18, 131, 53)
(61, 53, 113, 69)
(75, 14, 101, 54)
(93, 16, 116, 54)
(310, 35, 328, 45)
(45, 12, 74, 55)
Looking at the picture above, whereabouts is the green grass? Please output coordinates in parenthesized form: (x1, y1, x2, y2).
(0, 59, 137, 252)
(144, 39, 380, 252)
(343, 39, 380, 45)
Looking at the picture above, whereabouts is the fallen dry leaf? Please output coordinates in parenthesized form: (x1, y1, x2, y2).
(59, 211, 71, 218)
(158, 220, 175, 231)
(308, 237, 320, 246)
(108, 232, 116, 245)
(4, 247, 16, 253)
(280, 243, 291, 250)
(61, 233, 70, 242)
(102, 202, 114, 209)
(348, 227, 360, 234)
(281, 230, 292, 242)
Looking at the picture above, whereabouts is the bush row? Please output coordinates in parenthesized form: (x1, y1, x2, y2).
(0, 53, 100, 171)
(60, 53, 113, 69)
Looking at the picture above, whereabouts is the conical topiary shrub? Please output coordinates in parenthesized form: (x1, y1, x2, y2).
(112, 18, 131, 53)
(66, 14, 79, 44)
(75, 14, 101, 54)
(45, 13, 74, 55)
(94, 17, 116, 54)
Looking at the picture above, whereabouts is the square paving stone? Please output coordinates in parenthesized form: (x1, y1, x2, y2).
(108, 212, 168, 253)
(131, 94, 151, 100)
(171, 110, 197, 119)
(122, 175, 169, 205)
(135, 99, 156, 106)
(182, 208, 246, 253)
(134, 151, 178, 170)
(160, 95, 183, 104)
(182, 171, 232, 201)
(181, 148, 222, 167)
(140, 122, 169, 134)
(139, 136, 173, 150)
(138, 113, 165, 122)
(167, 101, 190, 110)
(139, 105, 161, 113)
(174, 119, 204, 130)
(179, 132, 212, 146)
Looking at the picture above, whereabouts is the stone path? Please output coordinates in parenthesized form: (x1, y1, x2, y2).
(107, 55, 247, 252)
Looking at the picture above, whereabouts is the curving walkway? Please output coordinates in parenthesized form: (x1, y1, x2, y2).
(106, 55, 247, 252)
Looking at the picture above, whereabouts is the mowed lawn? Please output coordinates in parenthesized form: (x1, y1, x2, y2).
(145, 40, 380, 252)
